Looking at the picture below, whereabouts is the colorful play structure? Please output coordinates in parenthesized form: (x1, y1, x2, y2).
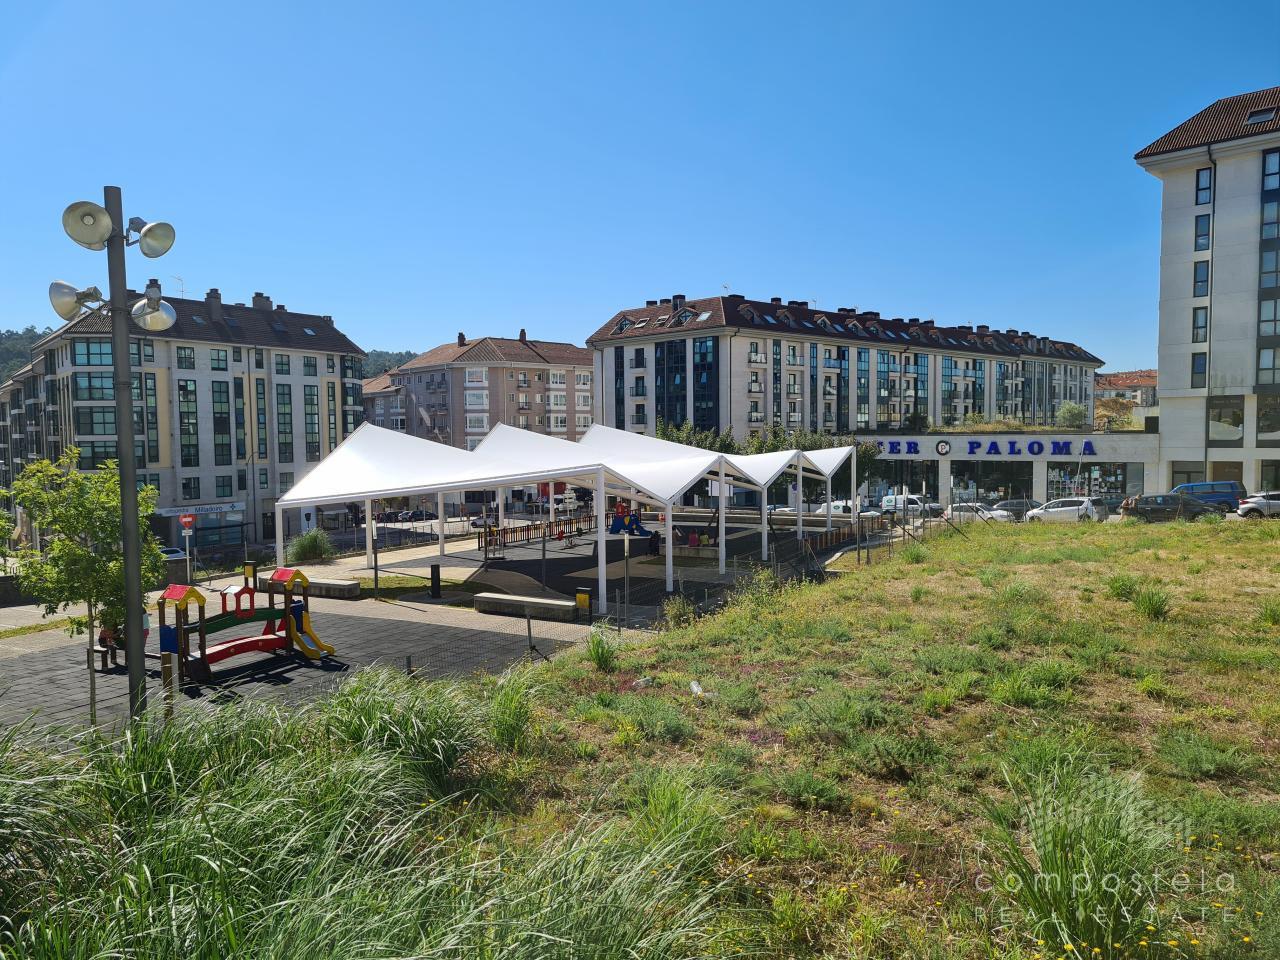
(609, 501, 652, 536)
(155, 564, 334, 684)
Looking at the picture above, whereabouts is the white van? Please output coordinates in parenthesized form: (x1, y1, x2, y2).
(880, 494, 926, 517)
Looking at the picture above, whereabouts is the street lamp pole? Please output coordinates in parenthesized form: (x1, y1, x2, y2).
(103, 186, 148, 717)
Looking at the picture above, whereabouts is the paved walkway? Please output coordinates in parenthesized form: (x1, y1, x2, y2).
(0, 596, 591, 732)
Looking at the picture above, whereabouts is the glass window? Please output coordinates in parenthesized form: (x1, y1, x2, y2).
(275, 354, 290, 375)
(1261, 300, 1280, 337)
(1193, 260, 1210, 297)
(1263, 250, 1279, 289)
(74, 406, 115, 435)
(1195, 213, 1211, 250)
(211, 348, 228, 371)
(233, 346, 242, 363)
(1195, 167, 1212, 205)
(1258, 395, 1280, 444)
(1247, 107, 1278, 125)
(1207, 395, 1244, 445)
(1192, 306, 1208, 343)
(215, 475, 232, 498)
(1191, 352, 1207, 389)
(254, 348, 264, 369)
(276, 384, 293, 462)
(1264, 201, 1278, 241)
(179, 379, 199, 467)
(259, 467, 269, 488)
(303, 356, 318, 377)
(72, 339, 112, 366)
(177, 346, 195, 369)
(182, 477, 201, 501)
(1259, 347, 1279, 385)
(1264, 150, 1279, 192)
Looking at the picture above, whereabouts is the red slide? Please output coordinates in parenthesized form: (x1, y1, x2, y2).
(203, 632, 289, 665)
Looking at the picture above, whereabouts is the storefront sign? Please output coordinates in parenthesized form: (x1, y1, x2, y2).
(875, 438, 1099, 458)
(156, 502, 246, 518)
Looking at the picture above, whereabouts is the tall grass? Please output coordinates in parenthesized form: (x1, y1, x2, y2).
(285, 526, 335, 563)
(0, 669, 732, 958)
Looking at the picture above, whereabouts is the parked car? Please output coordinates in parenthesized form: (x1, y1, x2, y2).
(1120, 493, 1218, 522)
(1237, 491, 1280, 519)
(1087, 497, 1110, 522)
(991, 498, 1043, 521)
(160, 546, 187, 561)
(942, 503, 1013, 523)
(470, 514, 497, 528)
(1025, 497, 1098, 523)
(1170, 480, 1246, 512)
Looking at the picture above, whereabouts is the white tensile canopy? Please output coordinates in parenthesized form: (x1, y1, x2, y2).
(273, 422, 858, 608)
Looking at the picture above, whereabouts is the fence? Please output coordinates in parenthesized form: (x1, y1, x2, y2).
(477, 510, 597, 554)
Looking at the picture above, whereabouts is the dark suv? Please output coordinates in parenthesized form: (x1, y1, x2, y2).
(992, 498, 1042, 521)
(1121, 493, 1217, 522)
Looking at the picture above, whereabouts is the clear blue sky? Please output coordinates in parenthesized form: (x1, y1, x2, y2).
(1, 1, 1277, 370)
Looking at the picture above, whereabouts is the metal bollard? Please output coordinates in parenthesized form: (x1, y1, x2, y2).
(430, 563, 441, 599)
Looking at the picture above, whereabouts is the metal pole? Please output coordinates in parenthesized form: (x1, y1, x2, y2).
(86, 647, 97, 726)
(372, 520, 380, 600)
(624, 534, 630, 626)
(595, 468, 607, 615)
(104, 186, 147, 719)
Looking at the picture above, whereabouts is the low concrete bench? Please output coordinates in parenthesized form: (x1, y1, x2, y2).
(256, 575, 360, 599)
(672, 544, 719, 560)
(473, 592, 578, 621)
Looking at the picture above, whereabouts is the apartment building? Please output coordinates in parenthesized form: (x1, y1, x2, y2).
(1094, 369, 1158, 407)
(362, 372, 406, 431)
(0, 289, 366, 548)
(386, 330, 594, 449)
(1135, 85, 1280, 490)
(588, 294, 1100, 436)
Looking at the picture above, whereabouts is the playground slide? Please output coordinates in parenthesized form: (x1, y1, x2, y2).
(300, 612, 335, 656)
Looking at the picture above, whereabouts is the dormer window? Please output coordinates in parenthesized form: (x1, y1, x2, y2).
(1246, 106, 1277, 125)
(616, 318, 633, 333)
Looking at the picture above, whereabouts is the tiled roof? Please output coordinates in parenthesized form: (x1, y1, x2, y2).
(1135, 86, 1280, 160)
(1094, 369, 1157, 388)
(587, 295, 1103, 365)
(34, 291, 364, 356)
(398, 335, 591, 371)
(361, 373, 399, 395)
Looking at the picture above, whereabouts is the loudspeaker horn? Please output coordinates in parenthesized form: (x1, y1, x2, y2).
(137, 220, 175, 258)
(61, 201, 113, 250)
(130, 297, 177, 332)
(49, 280, 82, 321)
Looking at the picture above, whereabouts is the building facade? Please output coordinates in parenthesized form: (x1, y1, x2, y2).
(1094, 369, 1158, 407)
(588, 294, 1101, 436)
(361, 372, 406, 431)
(1136, 85, 1280, 490)
(0, 289, 365, 548)
(386, 330, 594, 450)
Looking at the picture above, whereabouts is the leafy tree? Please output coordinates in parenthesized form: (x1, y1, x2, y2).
(1056, 401, 1088, 430)
(6, 448, 164, 644)
(0, 325, 54, 383)
(364, 349, 418, 378)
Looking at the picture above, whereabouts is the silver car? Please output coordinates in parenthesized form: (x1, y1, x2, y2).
(1237, 491, 1280, 519)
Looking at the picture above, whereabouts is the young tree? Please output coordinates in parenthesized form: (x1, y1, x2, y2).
(1056, 401, 1088, 430)
(6, 448, 164, 646)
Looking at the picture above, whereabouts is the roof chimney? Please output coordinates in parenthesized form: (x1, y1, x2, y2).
(659, 298, 671, 305)
(457, 331, 466, 347)
(252, 292, 272, 310)
(205, 288, 223, 324)
(770, 297, 782, 304)
(672, 293, 685, 309)
(977, 324, 989, 334)
(518, 328, 527, 343)
(645, 300, 658, 307)
(1006, 329, 1019, 336)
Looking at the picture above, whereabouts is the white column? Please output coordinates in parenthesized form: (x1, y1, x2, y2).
(665, 506, 674, 592)
(825, 477, 833, 530)
(794, 454, 803, 541)
(1032, 460, 1049, 503)
(364, 498, 374, 568)
(497, 487, 505, 529)
(549, 482, 556, 532)
(938, 459, 953, 507)
(717, 464, 727, 575)
(437, 492, 446, 556)
(760, 491, 768, 558)
(595, 468, 607, 614)
(274, 503, 285, 566)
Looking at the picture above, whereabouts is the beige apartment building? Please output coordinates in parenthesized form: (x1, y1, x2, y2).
(372, 330, 594, 450)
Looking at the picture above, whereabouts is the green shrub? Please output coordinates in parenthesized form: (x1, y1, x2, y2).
(606, 694, 695, 743)
(1105, 573, 1141, 601)
(659, 593, 697, 629)
(627, 770, 724, 864)
(901, 544, 927, 564)
(489, 667, 537, 752)
(719, 680, 764, 718)
(769, 769, 847, 811)
(1132, 586, 1172, 621)
(285, 527, 334, 563)
(849, 732, 942, 782)
(1260, 597, 1280, 627)
(585, 625, 619, 672)
(1157, 730, 1257, 781)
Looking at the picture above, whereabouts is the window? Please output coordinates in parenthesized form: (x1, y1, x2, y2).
(1191, 352, 1207, 389)
(72, 339, 112, 366)
(212, 381, 232, 465)
(326, 355, 335, 373)
(179, 379, 199, 467)
(1195, 167, 1212, 205)
(1259, 347, 1280, 385)
(255, 379, 268, 460)
(303, 356, 317, 377)
(304, 384, 320, 461)
(1193, 260, 1210, 297)
(464, 390, 487, 408)
(1264, 201, 1279, 241)
(1266, 151, 1280, 192)
(1192, 306, 1208, 343)
(1262, 300, 1280, 337)
(1246, 107, 1277, 125)
(276, 384, 293, 462)
(259, 467, 269, 489)
(211, 348, 228, 371)
(275, 354, 290, 375)
(577, 392, 591, 409)
(74, 406, 115, 435)
(128, 339, 154, 365)
(465, 414, 488, 432)
(182, 477, 201, 501)
(1195, 213, 1211, 250)
(576, 414, 592, 429)
(465, 367, 487, 385)
(1263, 250, 1279, 289)
(77, 441, 117, 470)
(279, 472, 293, 493)
(177, 347, 195, 369)
(575, 371, 592, 387)
(233, 347, 242, 363)
(1258, 394, 1280, 444)
(72, 373, 113, 400)
(237, 469, 247, 491)
(215, 475, 233, 498)
(1207, 395, 1244, 445)
(254, 348, 264, 370)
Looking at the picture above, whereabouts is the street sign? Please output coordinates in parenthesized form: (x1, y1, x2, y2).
(179, 513, 195, 529)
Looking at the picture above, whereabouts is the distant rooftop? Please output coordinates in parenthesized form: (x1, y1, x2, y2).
(1135, 85, 1280, 160)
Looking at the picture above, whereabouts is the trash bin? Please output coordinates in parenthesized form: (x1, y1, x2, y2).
(575, 586, 593, 621)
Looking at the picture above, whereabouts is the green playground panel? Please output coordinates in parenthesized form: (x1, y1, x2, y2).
(203, 606, 279, 635)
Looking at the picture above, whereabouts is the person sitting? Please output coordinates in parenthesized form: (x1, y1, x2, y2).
(687, 531, 700, 548)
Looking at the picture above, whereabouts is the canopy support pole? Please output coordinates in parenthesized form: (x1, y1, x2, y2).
(274, 503, 284, 567)
(595, 467, 607, 615)
(437, 492, 446, 557)
(665, 506, 674, 593)
(761, 492, 769, 560)
(364, 499, 374, 568)
(795, 454, 803, 541)
(497, 487, 505, 529)
(826, 477, 833, 531)
(717, 464, 727, 575)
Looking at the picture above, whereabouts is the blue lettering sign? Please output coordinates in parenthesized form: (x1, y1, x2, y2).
(905, 441, 919, 454)
(968, 441, 981, 455)
(1027, 440, 1044, 455)
(876, 441, 885, 452)
(888, 441, 902, 454)
(1050, 441, 1072, 456)
(1007, 440, 1022, 455)
(986, 441, 1000, 455)
(1081, 440, 1097, 456)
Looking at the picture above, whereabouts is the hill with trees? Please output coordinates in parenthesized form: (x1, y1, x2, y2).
(0, 326, 53, 382)
(363, 349, 417, 378)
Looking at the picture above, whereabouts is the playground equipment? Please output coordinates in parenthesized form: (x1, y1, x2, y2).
(609, 501, 651, 536)
(155, 564, 334, 684)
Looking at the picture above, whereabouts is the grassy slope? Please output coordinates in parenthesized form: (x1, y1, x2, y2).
(5, 520, 1280, 958)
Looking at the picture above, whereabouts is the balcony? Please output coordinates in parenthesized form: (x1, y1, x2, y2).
(823, 412, 835, 423)
(823, 358, 843, 369)
(630, 413, 648, 426)
(517, 402, 531, 410)
(628, 357, 647, 369)
(747, 382, 764, 394)
(516, 378, 530, 389)
(787, 413, 802, 424)
(786, 384, 801, 396)
(748, 411, 764, 424)
(629, 385, 647, 397)
(823, 387, 837, 398)
(747, 352, 767, 365)
(786, 355, 804, 366)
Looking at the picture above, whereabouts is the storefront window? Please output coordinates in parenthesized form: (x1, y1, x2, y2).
(1262, 460, 1280, 491)
(1171, 461, 1205, 486)
(948, 460, 1034, 505)
(1258, 395, 1280, 446)
(1207, 395, 1244, 446)
(1047, 462, 1144, 501)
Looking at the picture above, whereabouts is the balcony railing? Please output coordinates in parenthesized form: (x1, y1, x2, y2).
(748, 412, 764, 424)
(786, 385, 801, 396)
(787, 413, 802, 424)
(747, 352, 767, 365)
(747, 382, 764, 394)
(628, 357, 647, 369)
(629, 385, 647, 397)
(786, 355, 804, 366)
(630, 413, 648, 426)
